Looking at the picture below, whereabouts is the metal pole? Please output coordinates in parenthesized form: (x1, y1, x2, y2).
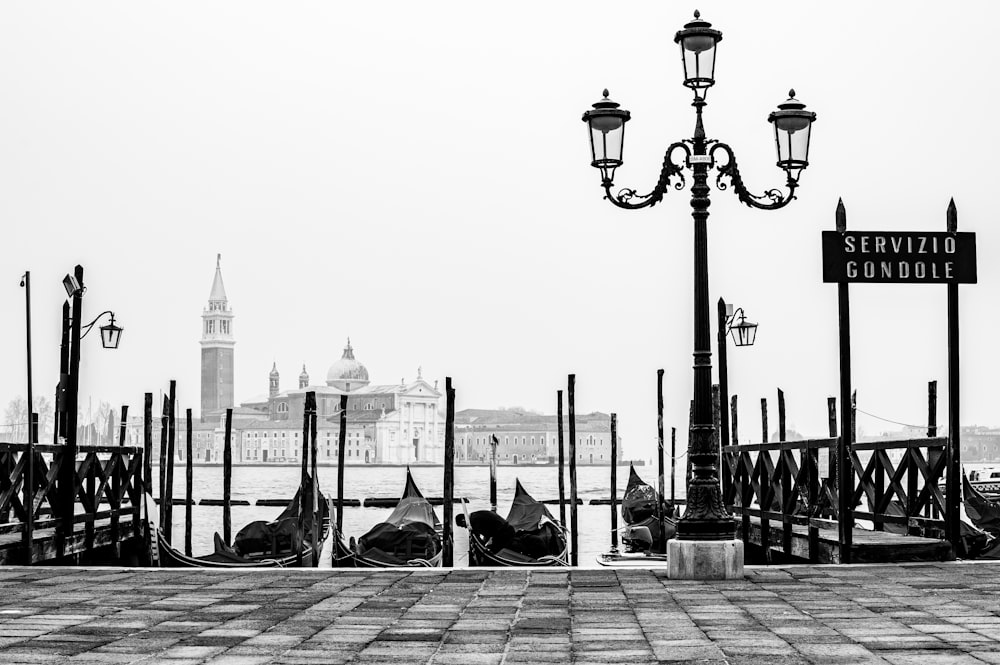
(443, 377, 455, 567)
(836, 199, 854, 563)
(676, 104, 734, 541)
(946, 199, 961, 551)
(23, 271, 34, 444)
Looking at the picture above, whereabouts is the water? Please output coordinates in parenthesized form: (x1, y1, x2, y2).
(156, 463, 685, 567)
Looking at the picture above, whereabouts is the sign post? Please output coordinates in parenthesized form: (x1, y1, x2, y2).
(822, 198, 975, 558)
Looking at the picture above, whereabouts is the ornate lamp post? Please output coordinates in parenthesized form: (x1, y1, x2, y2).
(582, 11, 816, 575)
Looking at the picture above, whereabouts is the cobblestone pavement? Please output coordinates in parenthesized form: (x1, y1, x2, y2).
(2, 562, 1000, 664)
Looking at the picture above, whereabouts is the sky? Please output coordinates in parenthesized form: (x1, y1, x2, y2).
(2, 2, 999, 460)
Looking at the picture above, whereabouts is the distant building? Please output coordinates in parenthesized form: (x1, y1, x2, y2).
(200, 255, 235, 422)
(454, 409, 622, 464)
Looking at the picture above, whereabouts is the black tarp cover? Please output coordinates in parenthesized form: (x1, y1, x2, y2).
(232, 478, 326, 557)
(621, 464, 658, 524)
(506, 479, 555, 532)
(358, 468, 441, 559)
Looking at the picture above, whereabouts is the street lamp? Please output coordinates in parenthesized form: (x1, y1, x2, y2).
(81, 311, 124, 350)
(582, 11, 816, 576)
(717, 299, 757, 456)
(727, 307, 757, 348)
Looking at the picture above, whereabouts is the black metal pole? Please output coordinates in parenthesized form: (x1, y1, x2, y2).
(836, 199, 853, 563)
(946, 199, 961, 552)
(568, 374, 578, 565)
(676, 104, 735, 541)
(23, 271, 34, 444)
(610, 413, 618, 553)
(443, 377, 455, 567)
(557, 390, 566, 529)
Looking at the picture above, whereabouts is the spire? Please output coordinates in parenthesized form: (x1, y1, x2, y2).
(209, 253, 228, 303)
(342, 338, 355, 360)
(299, 364, 309, 389)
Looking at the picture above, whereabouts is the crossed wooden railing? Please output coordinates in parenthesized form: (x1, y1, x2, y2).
(0, 442, 144, 563)
(721, 436, 950, 562)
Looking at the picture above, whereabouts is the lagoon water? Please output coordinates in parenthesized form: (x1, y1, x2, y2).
(157, 463, 686, 567)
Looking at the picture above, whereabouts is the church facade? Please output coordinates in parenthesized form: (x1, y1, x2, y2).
(239, 341, 445, 464)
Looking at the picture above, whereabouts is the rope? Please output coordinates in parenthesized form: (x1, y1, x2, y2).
(854, 407, 925, 430)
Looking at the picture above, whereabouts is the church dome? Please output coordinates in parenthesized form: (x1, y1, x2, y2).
(326, 338, 369, 390)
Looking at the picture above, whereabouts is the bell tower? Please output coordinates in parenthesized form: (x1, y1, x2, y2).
(200, 254, 235, 422)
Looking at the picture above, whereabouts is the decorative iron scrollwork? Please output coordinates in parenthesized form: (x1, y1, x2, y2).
(710, 142, 797, 210)
(603, 142, 690, 210)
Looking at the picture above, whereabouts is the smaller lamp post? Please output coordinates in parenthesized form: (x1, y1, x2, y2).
(717, 300, 757, 452)
(55, 265, 123, 555)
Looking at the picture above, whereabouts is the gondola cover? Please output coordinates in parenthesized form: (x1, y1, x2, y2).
(357, 468, 441, 563)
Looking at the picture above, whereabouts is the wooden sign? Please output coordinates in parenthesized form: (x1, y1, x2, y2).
(822, 231, 977, 284)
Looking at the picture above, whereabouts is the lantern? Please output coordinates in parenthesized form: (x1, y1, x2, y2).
(728, 311, 758, 347)
(768, 90, 817, 182)
(99, 315, 123, 349)
(582, 90, 631, 183)
(673, 11, 722, 100)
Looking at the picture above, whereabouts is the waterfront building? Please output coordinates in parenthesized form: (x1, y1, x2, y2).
(236, 340, 445, 464)
(454, 409, 622, 464)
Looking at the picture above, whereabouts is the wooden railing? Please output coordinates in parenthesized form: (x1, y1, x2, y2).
(0, 442, 144, 562)
(721, 436, 950, 561)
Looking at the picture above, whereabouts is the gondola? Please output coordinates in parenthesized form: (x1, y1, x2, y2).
(328, 468, 442, 567)
(596, 464, 673, 566)
(146, 478, 329, 568)
(460, 479, 568, 567)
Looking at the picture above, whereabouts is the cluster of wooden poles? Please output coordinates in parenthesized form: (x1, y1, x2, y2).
(142, 370, 688, 567)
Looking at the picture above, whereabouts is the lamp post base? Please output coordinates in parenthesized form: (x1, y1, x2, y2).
(667, 539, 744, 580)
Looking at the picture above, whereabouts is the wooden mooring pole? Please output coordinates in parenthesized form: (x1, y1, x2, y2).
(185, 408, 193, 556)
(760, 398, 768, 443)
(489, 434, 498, 513)
(557, 390, 566, 529)
(670, 427, 677, 506)
(338, 395, 347, 533)
(310, 398, 319, 561)
(568, 373, 578, 566)
(443, 377, 455, 567)
(657, 369, 666, 552)
(164, 380, 176, 543)
(223, 408, 233, 546)
(610, 413, 618, 554)
(298, 392, 314, 566)
(158, 395, 168, 533)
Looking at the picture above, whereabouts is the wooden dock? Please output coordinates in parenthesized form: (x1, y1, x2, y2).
(739, 515, 953, 564)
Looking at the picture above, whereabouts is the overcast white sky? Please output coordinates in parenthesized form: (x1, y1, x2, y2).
(2, 2, 998, 459)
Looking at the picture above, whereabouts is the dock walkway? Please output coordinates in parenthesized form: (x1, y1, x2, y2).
(3, 562, 1000, 664)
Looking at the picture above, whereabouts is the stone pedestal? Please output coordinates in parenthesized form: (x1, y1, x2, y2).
(667, 539, 744, 580)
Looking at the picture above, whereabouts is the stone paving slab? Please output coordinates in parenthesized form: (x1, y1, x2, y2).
(3, 562, 1000, 663)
